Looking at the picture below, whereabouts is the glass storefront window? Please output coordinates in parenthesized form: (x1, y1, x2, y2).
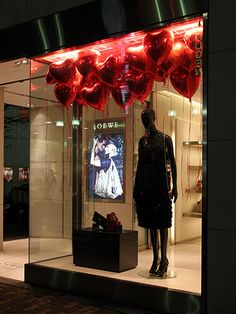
(29, 16, 203, 293)
(29, 61, 73, 262)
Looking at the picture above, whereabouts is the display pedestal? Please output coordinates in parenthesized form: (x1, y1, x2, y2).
(138, 269, 177, 279)
(73, 228, 138, 272)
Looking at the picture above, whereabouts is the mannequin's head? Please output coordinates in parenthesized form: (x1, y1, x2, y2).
(141, 108, 156, 130)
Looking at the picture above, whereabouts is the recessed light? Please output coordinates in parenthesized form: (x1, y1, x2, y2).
(168, 110, 176, 117)
(56, 121, 64, 127)
(72, 119, 80, 126)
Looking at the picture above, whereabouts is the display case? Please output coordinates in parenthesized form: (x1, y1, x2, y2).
(28, 16, 203, 271)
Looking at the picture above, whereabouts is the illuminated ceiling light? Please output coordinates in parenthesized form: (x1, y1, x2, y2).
(33, 132, 39, 135)
(84, 127, 88, 130)
(45, 121, 53, 124)
(168, 110, 176, 117)
(67, 136, 72, 140)
(15, 61, 21, 66)
(174, 42, 183, 49)
(37, 17, 202, 63)
(72, 119, 80, 126)
(56, 120, 64, 127)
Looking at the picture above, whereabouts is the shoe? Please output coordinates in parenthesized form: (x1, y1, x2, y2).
(149, 259, 159, 274)
(156, 259, 169, 278)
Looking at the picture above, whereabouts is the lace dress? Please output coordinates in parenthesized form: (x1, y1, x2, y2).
(133, 130, 173, 229)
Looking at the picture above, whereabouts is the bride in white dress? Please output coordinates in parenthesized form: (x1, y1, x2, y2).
(90, 139, 123, 199)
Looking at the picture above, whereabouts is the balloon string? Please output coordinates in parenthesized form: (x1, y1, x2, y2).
(195, 80, 203, 192)
(180, 143, 184, 200)
(121, 102, 134, 150)
(121, 109, 127, 197)
(199, 75, 203, 141)
(67, 108, 72, 190)
(162, 116, 165, 134)
(180, 96, 185, 200)
(45, 87, 49, 184)
(186, 99, 192, 201)
(106, 96, 109, 122)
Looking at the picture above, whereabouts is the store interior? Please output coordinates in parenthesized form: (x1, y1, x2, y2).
(0, 17, 203, 295)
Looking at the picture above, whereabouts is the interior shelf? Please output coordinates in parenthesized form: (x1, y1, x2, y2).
(183, 141, 202, 147)
(183, 211, 202, 218)
(185, 188, 202, 193)
(189, 165, 202, 169)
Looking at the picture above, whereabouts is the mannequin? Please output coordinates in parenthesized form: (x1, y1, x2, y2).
(133, 108, 178, 277)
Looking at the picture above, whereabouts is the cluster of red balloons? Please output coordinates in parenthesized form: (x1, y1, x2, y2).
(46, 26, 203, 110)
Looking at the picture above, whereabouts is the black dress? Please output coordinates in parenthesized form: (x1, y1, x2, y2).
(133, 130, 173, 229)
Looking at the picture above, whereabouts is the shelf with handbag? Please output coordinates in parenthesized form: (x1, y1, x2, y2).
(183, 198, 202, 218)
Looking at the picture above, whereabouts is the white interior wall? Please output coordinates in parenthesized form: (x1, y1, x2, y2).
(152, 81, 202, 243)
(82, 97, 134, 230)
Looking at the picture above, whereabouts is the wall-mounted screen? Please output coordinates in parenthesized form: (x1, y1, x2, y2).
(19, 167, 29, 182)
(87, 118, 125, 202)
(4, 167, 13, 182)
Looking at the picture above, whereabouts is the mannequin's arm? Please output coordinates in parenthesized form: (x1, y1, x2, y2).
(133, 139, 142, 201)
(166, 136, 178, 202)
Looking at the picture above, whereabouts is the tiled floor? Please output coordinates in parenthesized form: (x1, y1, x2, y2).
(0, 239, 28, 281)
(0, 238, 201, 294)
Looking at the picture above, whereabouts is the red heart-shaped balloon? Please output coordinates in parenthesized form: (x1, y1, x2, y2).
(144, 30, 174, 66)
(155, 42, 186, 83)
(74, 72, 102, 106)
(54, 84, 78, 108)
(125, 45, 148, 73)
(73, 71, 83, 87)
(170, 66, 201, 101)
(181, 47, 196, 72)
(81, 83, 108, 111)
(46, 70, 56, 84)
(127, 71, 154, 102)
(97, 56, 120, 88)
(49, 58, 77, 84)
(74, 92, 88, 106)
(184, 27, 203, 51)
(112, 81, 135, 110)
(75, 49, 100, 78)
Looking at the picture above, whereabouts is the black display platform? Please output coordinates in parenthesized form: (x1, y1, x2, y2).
(73, 228, 138, 272)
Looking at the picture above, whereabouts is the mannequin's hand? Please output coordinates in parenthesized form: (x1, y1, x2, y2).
(171, 187, 178, 203)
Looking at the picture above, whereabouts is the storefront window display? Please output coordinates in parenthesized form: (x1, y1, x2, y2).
(29, 16, 203, 291)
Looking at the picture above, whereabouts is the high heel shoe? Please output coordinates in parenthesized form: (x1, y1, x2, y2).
(156, 259, 169, 278)
(149, 259, 159, 274)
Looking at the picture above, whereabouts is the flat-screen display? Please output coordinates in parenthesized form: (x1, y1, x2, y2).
(4, 167, 13, 182)
(87, 118, 125, 202)
(19, 167, 29, 182)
